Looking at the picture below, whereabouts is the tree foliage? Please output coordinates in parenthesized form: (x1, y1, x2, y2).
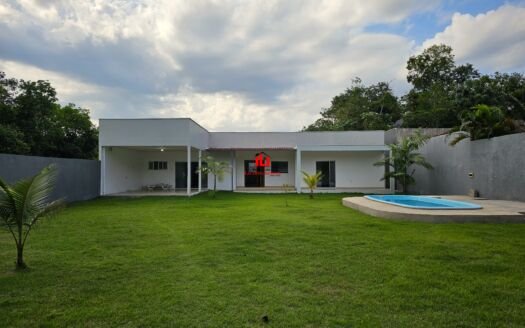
(0, 72, 98, 159)
(447, 104, 519, 145)
(304, 78, 401, 131)
(196, 156, 230, 197)
(304, 44, 525, 139)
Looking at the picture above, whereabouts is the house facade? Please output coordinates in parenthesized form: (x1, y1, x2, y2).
(99, 118, 391, 195)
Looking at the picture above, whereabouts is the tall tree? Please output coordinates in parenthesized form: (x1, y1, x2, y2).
(0, 72, 98, 159)
(406, 44, 457, 91)
(303, 44, 524, 138)
(304, 78, 400, 131)
(402, 44, 479, 128)
(456, 73, 525, 121)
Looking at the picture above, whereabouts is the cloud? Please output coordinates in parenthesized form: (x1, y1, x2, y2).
(7, 0, 521, 132)
(422, 4, 525, 72)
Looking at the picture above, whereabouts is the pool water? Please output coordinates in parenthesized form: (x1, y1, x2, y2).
(365, 195, 482, 210)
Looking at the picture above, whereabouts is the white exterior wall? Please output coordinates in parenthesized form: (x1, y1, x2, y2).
(138, 149, 202, 187)
(210, 131, 384, 148)
(99, 118, 209, 148)
(104, 147, 143, 194)
(300, 151, 384, 188)
(189, 121, 210, 149)
(234, 150, 295, 187)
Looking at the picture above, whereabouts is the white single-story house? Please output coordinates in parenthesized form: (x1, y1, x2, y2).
(99, 118, 392, 195)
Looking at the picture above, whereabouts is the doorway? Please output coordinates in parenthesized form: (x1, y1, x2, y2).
(244, 160, 265, 187)
(175, 162, 208, 189)
(316, 161, 336, 187)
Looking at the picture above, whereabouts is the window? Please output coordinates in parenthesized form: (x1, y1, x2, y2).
(148, 161, 168, 170)
(271, 161, 288, 173)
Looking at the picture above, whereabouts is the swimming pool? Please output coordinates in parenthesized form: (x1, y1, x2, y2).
(365, 195, 482, 210)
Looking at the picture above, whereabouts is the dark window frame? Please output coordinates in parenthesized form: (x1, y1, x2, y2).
(271, 161, 289, 173)
(148, 161, 168, 170)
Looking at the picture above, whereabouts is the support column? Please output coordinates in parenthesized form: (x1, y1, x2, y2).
(231, 150, 236, 191)
(198, 149, 202, 193)
(187, 145, 191, 196)
(389, 149, 395, 194)
(295, 148, 301, 193)
(100, 146, 105, 195)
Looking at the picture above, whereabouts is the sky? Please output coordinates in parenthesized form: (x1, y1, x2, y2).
(1, 0, 524, 131)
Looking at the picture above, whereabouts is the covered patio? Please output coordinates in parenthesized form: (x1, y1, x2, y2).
(100, 145, 208, 196)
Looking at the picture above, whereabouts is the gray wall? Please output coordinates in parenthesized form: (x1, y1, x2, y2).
(411, 133, 525, 202)
(0, 153, 100, 202)
(385, 128, 450, 144)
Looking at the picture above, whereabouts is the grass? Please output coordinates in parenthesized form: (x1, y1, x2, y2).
(1, 192, 524, 327)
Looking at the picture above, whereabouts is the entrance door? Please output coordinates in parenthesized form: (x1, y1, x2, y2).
(175, 162, 187, 189)
(175, 162, 208, 189)
(316, 161, 335, 187)
(244, 160, 265, 187)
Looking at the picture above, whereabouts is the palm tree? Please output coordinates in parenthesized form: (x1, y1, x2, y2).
(448, 104, 510, 146)
(375, 130, 433, 194)
(0, 165, 63, 270)
(196, 156, 230, 197)
(302, 171, 323, 199)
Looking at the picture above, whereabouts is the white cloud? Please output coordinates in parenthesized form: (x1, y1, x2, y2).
(15, 0, 522, 132)
(422, 4, 525, 72)
(155, 89, 289, 132)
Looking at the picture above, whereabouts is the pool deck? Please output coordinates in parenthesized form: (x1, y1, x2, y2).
(342, 195, 525, 223)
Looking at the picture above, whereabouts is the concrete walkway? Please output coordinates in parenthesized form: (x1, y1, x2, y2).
(342, 195, 525, 223)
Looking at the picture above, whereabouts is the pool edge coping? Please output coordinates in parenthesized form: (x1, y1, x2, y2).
(342, 196, 525, 223)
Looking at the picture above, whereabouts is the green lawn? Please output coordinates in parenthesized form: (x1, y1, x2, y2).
(1, 193, 524, 327)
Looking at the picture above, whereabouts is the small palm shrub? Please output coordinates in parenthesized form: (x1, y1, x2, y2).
(302, 171, 323, 199)
(0, 165, 63, 270)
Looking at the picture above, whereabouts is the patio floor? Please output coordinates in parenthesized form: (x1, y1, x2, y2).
(234, 187, 391, 194)
(108, 189, 206, 197)
(342, 195, 525, 223)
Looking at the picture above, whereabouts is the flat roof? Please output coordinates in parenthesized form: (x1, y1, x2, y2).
(98, 118, 385, 133)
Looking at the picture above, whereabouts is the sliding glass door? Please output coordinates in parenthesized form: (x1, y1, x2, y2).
(175, 162, 208, 189)
(316, 161, 335, 187)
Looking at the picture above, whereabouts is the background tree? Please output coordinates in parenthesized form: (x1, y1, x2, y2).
(196, 156, 230, 197)
(304, 44, 525, 138)
(402, 44, 480, 128)
(456, 73, 525, 121)
(447, 104, 518, 145)
(375, 130, 433, 194)
(0, 165, 63, 270)
(0, 72, 98, 159)
(303, 78, 401, 131)
(301, 171, 323, 199)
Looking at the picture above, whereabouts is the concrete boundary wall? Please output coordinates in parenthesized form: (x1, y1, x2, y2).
(411, 133, 525, 202)
(0, 153, 100, 202)
(385, 128, 450, 144)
